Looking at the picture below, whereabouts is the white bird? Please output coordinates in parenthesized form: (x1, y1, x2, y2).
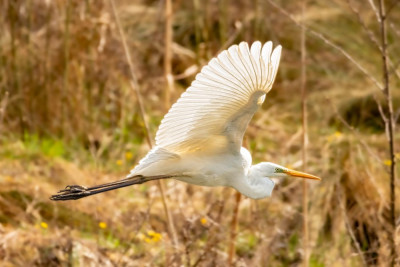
(51, 41, 320, 201)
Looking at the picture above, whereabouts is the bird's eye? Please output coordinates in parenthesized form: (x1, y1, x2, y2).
(275, 168, 284, 173)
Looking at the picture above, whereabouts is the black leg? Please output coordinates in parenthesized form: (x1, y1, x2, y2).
(50, 174, 171, 201)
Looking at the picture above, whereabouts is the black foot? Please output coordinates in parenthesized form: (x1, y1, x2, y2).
(50, 185, 90, 201)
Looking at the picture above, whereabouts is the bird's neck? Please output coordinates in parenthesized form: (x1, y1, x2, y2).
(233, 148, 275, 199)
(232, 170, 275, 200)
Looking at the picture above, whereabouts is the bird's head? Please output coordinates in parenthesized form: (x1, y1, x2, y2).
(256, 162, 321, 180)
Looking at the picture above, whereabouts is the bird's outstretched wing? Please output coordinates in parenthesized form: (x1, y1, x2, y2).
(156, 41, 281, 154)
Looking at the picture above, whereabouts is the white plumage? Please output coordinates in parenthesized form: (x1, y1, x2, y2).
(155, 41, 280, 153)
(51, 41, 320, 201)
(128, 41, 320, 200)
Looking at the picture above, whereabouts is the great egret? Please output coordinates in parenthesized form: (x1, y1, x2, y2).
(51, 41, 320, 201)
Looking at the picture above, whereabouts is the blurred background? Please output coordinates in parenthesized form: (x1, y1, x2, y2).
(0, 0, 399, 266)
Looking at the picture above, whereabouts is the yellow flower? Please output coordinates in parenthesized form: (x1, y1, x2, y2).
(40, 222, 48, 229)
(99, 222, 107, 229)
(384, 159, 392, 166)
(327, 131, 343, 143)
(144, 230, 162, 243)
(334, 131, 342, 138)
(200, 217, 208, 225)
(153, 233, 162, 242)
(116, 160, 123, 166)
(125, 152, 133, 160)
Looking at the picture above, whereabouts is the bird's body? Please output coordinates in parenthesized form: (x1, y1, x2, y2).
(51, 41, 320, 201)
(131, 146, 274, 199)
(132, 146, 246, 187)
(125, 41, 319, 199)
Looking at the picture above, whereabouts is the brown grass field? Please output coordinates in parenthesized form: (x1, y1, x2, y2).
(1, 0, 400, 266)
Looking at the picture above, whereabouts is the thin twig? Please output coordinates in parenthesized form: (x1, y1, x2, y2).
(216, 21, 243, 55)
(346, 0, 400, 82)
(164, 0, 174, 109)
(389, 22, 400, 38)
(0, 91, 9, 134)
(367, 0, 380, 22)
(388, 56, 400, 79)
(377, 0, 396, 265)
(329, 99, 382, 164)
(386, 0, 400, 17)
(346, 0, 382, 53)
(300, 1, 309, 266)
(373, 96, 390, 140)
(228, 191, 241, 266)
(193, 198, 227, 267)
(109, 0, 179, 248)
(63, 0, 71, 136)
(336, 187, 368, 267)
(267, 0, 383, 91)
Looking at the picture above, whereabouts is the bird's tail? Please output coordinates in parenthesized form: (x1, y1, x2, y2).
(50, 174, 171, 201)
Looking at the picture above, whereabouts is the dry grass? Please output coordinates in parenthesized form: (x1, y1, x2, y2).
(1, 0, 400, 266)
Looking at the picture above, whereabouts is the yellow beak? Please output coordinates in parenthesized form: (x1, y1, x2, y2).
(284, 169, 321, 180)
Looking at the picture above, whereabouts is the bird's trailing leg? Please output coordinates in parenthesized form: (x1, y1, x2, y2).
(50, 174, 172, 201)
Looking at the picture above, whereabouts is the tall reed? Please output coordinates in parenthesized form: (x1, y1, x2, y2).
(109, 0, 179, 249)
(300, 1, 309, 266)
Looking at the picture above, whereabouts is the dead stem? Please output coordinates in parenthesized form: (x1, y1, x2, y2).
(228, 191, 241, 266)
(300, 1, 309, 266)
(377, 0, 397, 265)
(109, 0, 179, 249)
(337, 187, 367, 266)
(267, 0, 384, 91)
(0, 91, 9, 134)
(164, 0, 174, 110)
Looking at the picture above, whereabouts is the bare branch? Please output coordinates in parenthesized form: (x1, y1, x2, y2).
(346, 0, 382, 52)
(389, 22, 400, 38)
(388, 53, 400, 79)
(300, 1, 309, 266)
(346, 0, 400, 82)
(336, 188, 368, 267)
(373, 95, 388, 124)
(0, 90, 9, 134)
(267, 0, 384, 91)
(386, 0, 400, 17)
(329, 99, 383, 164)
(375, 96, 391, 141)
(395, 108, 400, 123)
(228, 191, 241, 266)
(367, 0, 380, 22)
(377, 0, 397, 264)
(164, 0, 174, 109)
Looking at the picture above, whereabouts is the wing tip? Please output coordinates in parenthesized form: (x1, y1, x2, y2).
(154, 40, 283, 148)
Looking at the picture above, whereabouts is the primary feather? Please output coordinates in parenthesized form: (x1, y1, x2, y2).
(131, 41, 281, 176)
(155, 41, 281, 154)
